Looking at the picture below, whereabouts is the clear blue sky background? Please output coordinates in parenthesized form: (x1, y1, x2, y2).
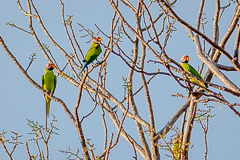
(0, 0, 240, 160)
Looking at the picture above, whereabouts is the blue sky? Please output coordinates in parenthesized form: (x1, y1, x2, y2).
(0, 0, 240, 160)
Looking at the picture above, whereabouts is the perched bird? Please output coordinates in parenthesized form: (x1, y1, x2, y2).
(181, 55, 207, 88)
(80, 37, 103, 73)
(42, 63, 57, 129)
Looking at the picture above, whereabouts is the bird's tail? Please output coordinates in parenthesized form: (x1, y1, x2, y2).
(80, 63, 87, 74)
(197, 81, 210, 94)
(197, 81, 208, 89)
(45, 98, 51, 130)
(203, 82, 208, 88)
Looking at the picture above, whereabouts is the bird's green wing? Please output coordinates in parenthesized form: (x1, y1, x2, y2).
(85, 43, 101, 64)
(182, 62, 202, 79)
(187, 64, 202, 79)
(41, 75, 44, 87)
(53, 75, 57, 93)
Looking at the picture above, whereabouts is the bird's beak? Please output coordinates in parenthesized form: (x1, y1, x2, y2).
(98, 37, 103, 41)
(186, 56, 189, 61)
(51, 63, 55, 69)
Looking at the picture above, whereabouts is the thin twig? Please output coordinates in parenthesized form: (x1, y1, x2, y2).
(105, 133, 114, 160)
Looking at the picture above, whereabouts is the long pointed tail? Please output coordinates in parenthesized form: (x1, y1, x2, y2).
(204, 82, 208, 88)
(80, 63, 87, 74)
(46, 99, 50, 130)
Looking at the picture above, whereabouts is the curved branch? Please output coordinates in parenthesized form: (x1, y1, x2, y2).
(0, 35, 75, 124)
(155, 100, 190, 141)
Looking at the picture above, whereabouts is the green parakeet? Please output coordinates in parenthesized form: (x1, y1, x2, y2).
(80, 37, 103, 73)
(181, 55, 207, 88)
(42, 63, 57, 129)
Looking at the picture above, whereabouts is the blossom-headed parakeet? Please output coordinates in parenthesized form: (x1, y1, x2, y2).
(80, 37, 103, 73)
(41, 63, 57, 129)
(181, 55, 207, 88)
